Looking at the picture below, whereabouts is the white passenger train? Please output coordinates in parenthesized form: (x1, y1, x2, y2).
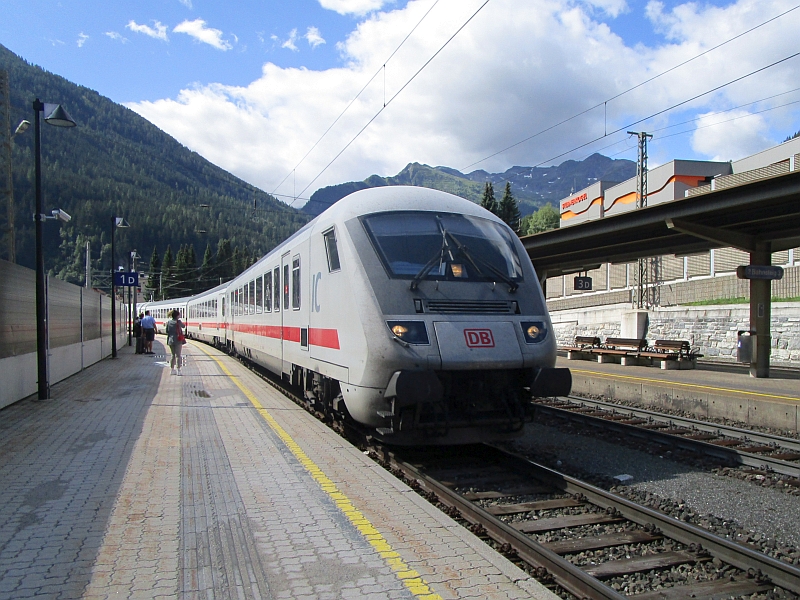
(141, 186, 571, 444)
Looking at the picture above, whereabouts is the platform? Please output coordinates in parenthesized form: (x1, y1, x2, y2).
(0, 339, 557, 600)
(559, 355, 800, 433)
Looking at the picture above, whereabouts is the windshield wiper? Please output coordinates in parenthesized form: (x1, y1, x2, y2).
(410, 221, 452, 290)
(444, 230, 519, 293)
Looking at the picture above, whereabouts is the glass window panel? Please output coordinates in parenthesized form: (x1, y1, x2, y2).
(274, 267, 280, 312)
(324, 229, 341, 272)
(265, 272, 272, 312)
(283, 264, 290, 310)
(292, 256, 301, 309)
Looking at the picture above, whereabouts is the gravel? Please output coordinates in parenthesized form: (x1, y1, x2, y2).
(509, 421, 800, 551)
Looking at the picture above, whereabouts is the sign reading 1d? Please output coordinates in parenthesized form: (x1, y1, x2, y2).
(736, 265, 784, 281)
(113, 272, 139, 287)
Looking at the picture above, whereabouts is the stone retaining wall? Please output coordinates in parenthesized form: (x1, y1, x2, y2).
(550, 302, 800, 367)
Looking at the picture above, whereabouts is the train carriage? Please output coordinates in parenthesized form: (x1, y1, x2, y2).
(143, 186, 571, 445)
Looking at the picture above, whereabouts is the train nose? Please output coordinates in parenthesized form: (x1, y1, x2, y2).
(433, 321, 523, 369)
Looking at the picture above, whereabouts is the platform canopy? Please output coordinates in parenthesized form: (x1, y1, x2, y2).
(521, 170, 800, 278)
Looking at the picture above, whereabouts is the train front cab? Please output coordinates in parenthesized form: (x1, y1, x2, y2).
(338, 201, 571, 445)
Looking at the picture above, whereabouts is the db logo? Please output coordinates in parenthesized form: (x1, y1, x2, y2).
(464, 329, 495, 348)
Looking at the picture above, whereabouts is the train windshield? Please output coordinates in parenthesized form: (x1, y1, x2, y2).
(362, 211, 523, 283)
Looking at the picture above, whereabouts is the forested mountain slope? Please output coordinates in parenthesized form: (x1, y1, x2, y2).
(0, 44, 308, 289)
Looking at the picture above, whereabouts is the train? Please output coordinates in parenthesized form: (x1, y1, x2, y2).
(140, 186, 571, 445)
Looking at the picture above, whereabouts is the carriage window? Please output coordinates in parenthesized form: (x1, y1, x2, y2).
(292, 256, 301, 309)
(283, 264, 290, 310)
(264, 272, 272, 312)
(222, 296, 226, 317)
(323, 229, 341, 272)
(249, 280, 256, 314)
(273, 267, 280, 312)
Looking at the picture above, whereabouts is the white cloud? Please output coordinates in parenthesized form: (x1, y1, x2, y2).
(173, 19, 232, 50)
(318, 0, 390, 16)
(77, 33, 89, 48)
(128, 0, 800, 202)
(281, 29, 299, 51)
(126, 20, 169, 41)
(691, 110, 772, 161)
(179, 0, 193, 7)
(306, 26, 326, 48)
(105, 31, 129, 43)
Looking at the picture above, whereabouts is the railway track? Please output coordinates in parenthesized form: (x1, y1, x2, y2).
(225, 348, 800, 599)
(531, 396, 800, 481)
(376, 444, 800, 600)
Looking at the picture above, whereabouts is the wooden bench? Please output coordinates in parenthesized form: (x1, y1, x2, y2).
(637, 339, 703, 369)
(587, 337, 646, 364)
(562, 336, 601, 359)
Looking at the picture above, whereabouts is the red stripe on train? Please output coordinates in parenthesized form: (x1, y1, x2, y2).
(228, 323, 340, 349)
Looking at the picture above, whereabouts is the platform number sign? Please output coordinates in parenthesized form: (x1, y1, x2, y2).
(574, 276, 592, 291)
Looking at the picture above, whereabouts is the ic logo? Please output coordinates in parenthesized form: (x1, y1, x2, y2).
(464, 329, 495, 348)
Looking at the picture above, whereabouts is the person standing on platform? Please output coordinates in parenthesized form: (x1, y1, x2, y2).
(133, 313, 144, 354)
(165, 309, 186, 375)
(141, 310, 157, 354)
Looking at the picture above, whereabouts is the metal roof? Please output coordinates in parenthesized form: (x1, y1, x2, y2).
(521, 170, 800, 278)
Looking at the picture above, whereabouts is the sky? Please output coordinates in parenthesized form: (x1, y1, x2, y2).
(2, 0, 800, 207)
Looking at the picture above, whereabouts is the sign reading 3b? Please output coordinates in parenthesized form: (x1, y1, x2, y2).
(113, 272, 139, 287)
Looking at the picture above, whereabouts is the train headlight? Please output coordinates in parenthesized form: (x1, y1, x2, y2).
(387, 321, 429, 345)
(521, 321, 547, 343)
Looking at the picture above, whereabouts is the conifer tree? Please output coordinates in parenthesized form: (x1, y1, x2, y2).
(498, 182, 521, 232)
(480, 182, 497, 215)
(146, 246, 160, 297)
(162, 245, 174, 299)
(201, 243, 214, 288)
(215, 239, 233, 282)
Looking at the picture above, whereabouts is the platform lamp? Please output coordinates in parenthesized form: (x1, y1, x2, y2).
(33, 99, 76, 400)
(110, 216, 129, 358)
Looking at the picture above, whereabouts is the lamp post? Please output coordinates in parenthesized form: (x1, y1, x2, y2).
(110, 216, 129, 358)
(33, 99, 75, 400)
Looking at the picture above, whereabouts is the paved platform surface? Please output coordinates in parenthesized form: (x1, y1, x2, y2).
(558, 355, 800, 432)
(0, 339, 558, 600)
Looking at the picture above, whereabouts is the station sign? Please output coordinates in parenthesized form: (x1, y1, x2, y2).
(113, 272, 139, 287)
(574, 276, 593, 290)
(735, 265, 784, 281)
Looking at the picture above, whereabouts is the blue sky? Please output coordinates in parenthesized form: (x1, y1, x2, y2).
(2, 0, 799, 203)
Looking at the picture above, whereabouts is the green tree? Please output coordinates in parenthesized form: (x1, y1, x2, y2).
(480, 182, 497, 215)
(498, 182, 521, 232)
(215, 238, 233, 282)
(201, 243, 214, 288)
(162, 245, 174, 299)
(522, 204, 560, 235)
(146, 246, 160, 295)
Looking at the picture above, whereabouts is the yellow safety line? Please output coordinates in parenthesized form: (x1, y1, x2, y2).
(194, 344, 442, 600)
(571, 368, 800, 403)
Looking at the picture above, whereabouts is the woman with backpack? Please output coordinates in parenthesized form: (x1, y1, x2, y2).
(165, 309, 186, 375)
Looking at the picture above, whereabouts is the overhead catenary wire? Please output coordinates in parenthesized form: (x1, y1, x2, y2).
(526, 49, 800, 171)
(460, 2, 800, 172)
(294, 0, 493, 202)
(271, 0, 443, 198)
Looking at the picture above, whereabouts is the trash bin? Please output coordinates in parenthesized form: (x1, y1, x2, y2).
(737, 330, 754, 363)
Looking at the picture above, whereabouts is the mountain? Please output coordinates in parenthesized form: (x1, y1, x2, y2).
(0, 44, 308, 287)
(303, 154, 636, 217)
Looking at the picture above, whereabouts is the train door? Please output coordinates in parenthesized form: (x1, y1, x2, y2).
(281, 251, 291, 375)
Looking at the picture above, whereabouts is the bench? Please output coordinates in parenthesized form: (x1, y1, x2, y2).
(562, 336, 602, 359)
(638, 339, 703, 369)
(592, 337, 648, 364)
